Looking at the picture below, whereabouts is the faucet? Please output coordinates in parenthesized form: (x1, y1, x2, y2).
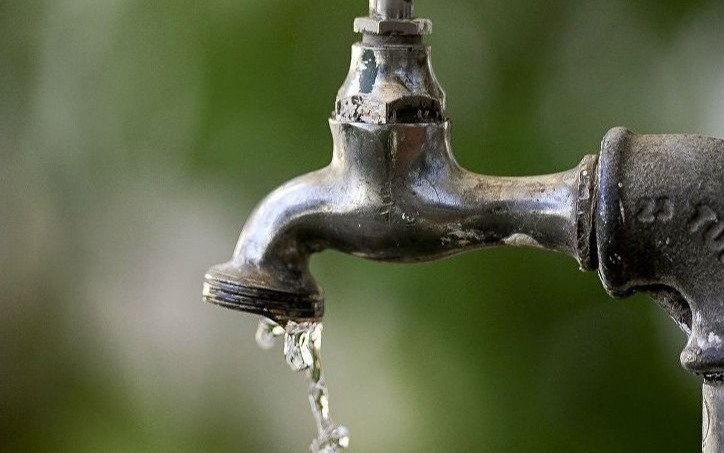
(203, 1, 724, 450)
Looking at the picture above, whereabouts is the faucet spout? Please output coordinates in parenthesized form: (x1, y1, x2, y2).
(203, 120, 597, 323)
(203, 2, 597, 324)
(203, 2, 724, 449)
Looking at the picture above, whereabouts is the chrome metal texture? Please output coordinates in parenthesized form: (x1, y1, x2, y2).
(703, 379, 724, 453)
(203, 16, 599, 323)
(203, 120, 598, 323)
(335, 43, 445, 124)
(204, 1, 724, 449)
(354, 0, 431, 36)
(370, 0, 414, 19)
(353, 17, 432, 36)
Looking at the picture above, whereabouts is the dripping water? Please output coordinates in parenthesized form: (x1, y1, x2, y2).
(256, 318, 350, 452)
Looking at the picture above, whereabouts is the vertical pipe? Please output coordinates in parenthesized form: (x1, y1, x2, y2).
(370, 0, 414, 19)
(702, 380, 724, 452)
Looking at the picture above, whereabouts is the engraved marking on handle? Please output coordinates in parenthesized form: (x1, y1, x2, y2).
(688, 204, 724, 264)
(636, 197, 674, 223)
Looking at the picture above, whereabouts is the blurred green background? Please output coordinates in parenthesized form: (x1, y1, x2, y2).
(2, 0, 723, 451)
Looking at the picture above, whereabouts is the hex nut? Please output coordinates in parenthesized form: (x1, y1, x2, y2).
(353, 17, 432, 35)
(336, 95, 443, 124)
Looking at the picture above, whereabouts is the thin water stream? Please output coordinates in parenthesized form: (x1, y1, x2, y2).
(256, 318, 350, 452)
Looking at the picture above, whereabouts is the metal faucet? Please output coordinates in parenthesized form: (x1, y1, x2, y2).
(203, 1, 724, 450)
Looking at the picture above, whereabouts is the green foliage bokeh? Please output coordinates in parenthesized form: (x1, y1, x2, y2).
(2, 0, 722, 451)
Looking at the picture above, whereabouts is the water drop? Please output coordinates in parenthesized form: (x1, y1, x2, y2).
(283, 321, 319, 372)
(255, 318, 285, 349)
(255, 318, 350, 452)
(311, 425, 350, 453)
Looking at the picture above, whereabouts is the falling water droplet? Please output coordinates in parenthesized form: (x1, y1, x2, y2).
(284, 322, 318, 372)
(256, 318, 350, 452)
(255, 318, 285, 349)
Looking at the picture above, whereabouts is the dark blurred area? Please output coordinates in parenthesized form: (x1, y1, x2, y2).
(1, 0, 723, 451)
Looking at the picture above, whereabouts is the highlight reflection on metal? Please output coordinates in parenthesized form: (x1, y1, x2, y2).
(203, 3, 598, 323)
(203, 1, 723, 450)
(204, 120, 597, 321)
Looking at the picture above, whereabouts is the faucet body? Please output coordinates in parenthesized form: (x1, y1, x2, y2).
(204, 32, 597, 322)
(205, 119, 596, 321)
(203, 1, 724, 450)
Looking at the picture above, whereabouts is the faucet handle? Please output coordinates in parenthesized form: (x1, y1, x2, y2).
(595, 127, 724, 376)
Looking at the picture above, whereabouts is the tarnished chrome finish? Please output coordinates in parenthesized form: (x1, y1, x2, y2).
(354, 17, 432, 36)
(203, 119, 598, 322)
(335, 43, 445, 124)
(703, 380, 724, 452)
(204, 4, 597, 322)
(354, 0, 432, 36)
(204, 1, 724, 450)
(370, 0, 414, 19)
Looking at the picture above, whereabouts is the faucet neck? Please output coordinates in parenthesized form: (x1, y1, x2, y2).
(329, 121, 450, 178)
(334, 43, 446, 125)
(343, 0, 440, 124)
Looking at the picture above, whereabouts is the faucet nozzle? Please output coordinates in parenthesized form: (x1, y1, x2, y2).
(203, 0, 599, 325)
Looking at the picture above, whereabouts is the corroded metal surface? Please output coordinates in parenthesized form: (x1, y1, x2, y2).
(370, 0, 414, 19)
(204, 122, 597, 321)
(203, 0, 724, 450)
(335, 44, 445, 124)
(596, 128, 724, 377)
(355, 0, 431, 36)
(594, 128, 724, 452)
(703, 380, 724, 452)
